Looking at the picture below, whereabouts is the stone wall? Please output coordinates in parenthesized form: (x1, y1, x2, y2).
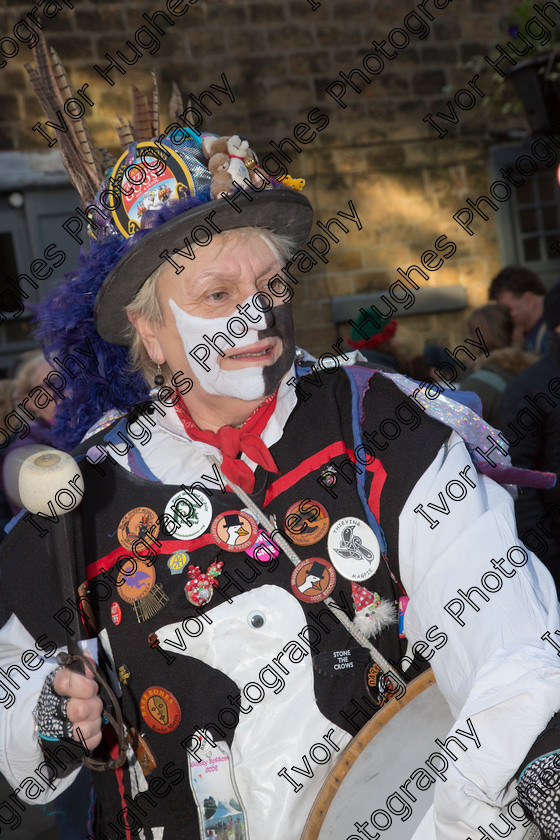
(0, 0, 531, 356)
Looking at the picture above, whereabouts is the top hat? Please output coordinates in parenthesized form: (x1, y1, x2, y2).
(26, 37, 314, 346)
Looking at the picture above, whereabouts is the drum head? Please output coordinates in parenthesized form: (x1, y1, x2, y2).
(302, 669, 538, 840)
(301, 669, 453, 840)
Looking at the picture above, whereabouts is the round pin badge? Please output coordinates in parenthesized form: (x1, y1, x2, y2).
(110, 602, 122, 625)
(117, 559, 169, 622)
(140, 686, 181, 734)
(290, 557, 336, 603)
(117, 507, 159, 552)
(117, 559, 155, 603)
(168, 551, 189, 575)
(211, 510, 258, 553)
(327, 517, 380, 582)
(284, 499, 330, 546)
(164, 490, 212, 540)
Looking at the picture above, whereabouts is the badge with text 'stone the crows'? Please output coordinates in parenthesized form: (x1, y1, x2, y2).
(211, 510, 258, 552)
(290, 558, 336, 603)
(117, 558, 168, 623)
(164, 489, 212, 540)
(140, 686, 181, 735)
(327, 517, 380, 582)
(117, 507, 159, 552)
(284, 499, 330, 546)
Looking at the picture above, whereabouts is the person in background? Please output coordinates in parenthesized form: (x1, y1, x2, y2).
(489, 265, 549, 354)
(460, 304, 537, 428)
(0, 379, 14, 536)
(1, 350, 56, 516)
(500, 281, 560, 588)
(346, 316, 404, 371)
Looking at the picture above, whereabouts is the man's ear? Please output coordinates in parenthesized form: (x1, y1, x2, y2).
(127, 311, 165, 364)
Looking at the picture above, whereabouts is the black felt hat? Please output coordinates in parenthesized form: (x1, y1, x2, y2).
(95, 187, 313, 345)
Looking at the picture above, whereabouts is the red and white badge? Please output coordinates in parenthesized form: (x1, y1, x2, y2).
(111, 602, 122, 625)
(211, 510, 258, 552)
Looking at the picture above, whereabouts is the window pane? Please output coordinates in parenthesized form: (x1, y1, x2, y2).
(517, 179, 535, 204)
(546, 235, 560, 257)
(541, 204, 559, 231)
(538, 176, 556, 203)
(520, 207, 538, 232)
(523, 237, 540, 261)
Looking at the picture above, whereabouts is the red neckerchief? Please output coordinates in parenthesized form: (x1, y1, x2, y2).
(174, 391, 280, 494)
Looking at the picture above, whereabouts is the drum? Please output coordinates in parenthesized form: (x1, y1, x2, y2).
(301, 669, 538, 840)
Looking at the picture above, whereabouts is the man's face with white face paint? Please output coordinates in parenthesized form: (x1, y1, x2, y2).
(132, 230, 296, 426)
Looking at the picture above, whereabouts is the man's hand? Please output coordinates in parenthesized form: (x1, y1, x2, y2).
(53, 660, 103, 750)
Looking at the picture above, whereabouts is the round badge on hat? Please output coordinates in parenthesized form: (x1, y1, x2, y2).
(284, 499, 330, 546)
(110, 142, 196, 239)
(211, 510, 258, 553)
(327, 517, 380, 582)
(168, 551, 189, 575)
(140, 686, 181, 734)
(290, 557, 336, 603)
(164, 490, 212, 540)
(117, 507, 159, 552)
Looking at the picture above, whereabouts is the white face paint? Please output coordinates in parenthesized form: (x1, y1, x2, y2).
(169, 296, 273, 400)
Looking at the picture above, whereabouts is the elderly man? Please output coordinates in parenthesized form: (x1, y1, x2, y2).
(1, 84, 560, 840)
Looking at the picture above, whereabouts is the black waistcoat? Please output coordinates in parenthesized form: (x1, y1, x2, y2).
(0, 367, 449, 839)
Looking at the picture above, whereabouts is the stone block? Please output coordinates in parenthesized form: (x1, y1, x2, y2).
(226, 27, 267, 54)
(412, 69, 447, 96)
(289, 51, 334, 75)
(249, 3, 287, 24)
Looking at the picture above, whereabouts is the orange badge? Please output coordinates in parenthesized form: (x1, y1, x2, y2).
(140, 686, 181, 734)
(117, 559, 155, 603)
(117, 507, 159, 552)
(290, 557, 336, 603)
(284, 500, 330, 546)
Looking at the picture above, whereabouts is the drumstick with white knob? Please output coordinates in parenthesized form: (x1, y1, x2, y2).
(5, 446, 129, 770)
(9, 445, 86, 664)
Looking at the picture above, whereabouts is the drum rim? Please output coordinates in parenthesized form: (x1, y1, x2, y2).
(300, 668, 436, 840)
